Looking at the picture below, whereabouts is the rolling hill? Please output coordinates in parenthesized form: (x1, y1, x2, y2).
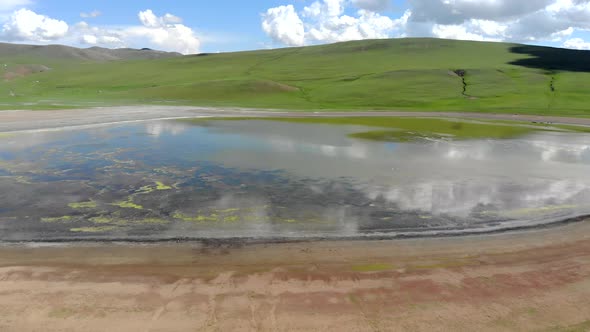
(1, 38, 590, 116)
(0, 42, 181, 61)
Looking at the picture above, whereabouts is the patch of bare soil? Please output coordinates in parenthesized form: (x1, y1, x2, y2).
(3, 64, 50, 81)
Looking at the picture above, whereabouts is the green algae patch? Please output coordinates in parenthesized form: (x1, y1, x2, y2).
(223, 215, 239, 223)
(352, 263, 394, 272)
(187, 117, 537, 142)
(70, 226, 116, 233)
(173, 212, 219, 222)
(0, 133, 15, 139)
(112, 199, 143, 210)
(135, 181, 172, 195)
(216, 208, 240, 214)
(155, 181, 172, 190)
(41, 216, 74, 223)
(173, 210, 247, 223)
(68, 200, 97, 209)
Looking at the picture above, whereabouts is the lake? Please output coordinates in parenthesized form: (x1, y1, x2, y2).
(1, 118, 589, 242)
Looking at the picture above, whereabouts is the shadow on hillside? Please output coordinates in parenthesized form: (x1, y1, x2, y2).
(509, 45, 590, 72)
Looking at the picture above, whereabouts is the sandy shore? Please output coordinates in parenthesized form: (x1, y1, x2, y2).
(1, 105, 590, 133)
(1, 221, 590, 331)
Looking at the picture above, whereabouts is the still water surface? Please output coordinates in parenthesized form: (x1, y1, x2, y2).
(0, 119, 589, 241)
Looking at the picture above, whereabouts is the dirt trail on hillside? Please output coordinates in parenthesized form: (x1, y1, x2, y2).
(1, 106, 589, 132)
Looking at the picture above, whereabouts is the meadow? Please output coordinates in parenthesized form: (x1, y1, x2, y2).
(1, 38, 590, 116)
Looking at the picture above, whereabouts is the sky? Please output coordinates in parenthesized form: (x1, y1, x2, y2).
(0, 0, 590, 54)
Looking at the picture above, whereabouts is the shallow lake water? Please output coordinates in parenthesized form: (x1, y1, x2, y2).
(1, 119, 590, 242)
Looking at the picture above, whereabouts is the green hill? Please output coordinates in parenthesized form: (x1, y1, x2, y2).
(1, 38, 590, 116)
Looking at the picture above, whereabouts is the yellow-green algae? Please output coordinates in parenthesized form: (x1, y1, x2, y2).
(68, 200, 97, 209)
(135, 218, 169, 224)
(185, 117, 537, 142)
(41, 216, 74, 223)
(216, 208, 240, 213)
(223, 215, 239, 222)
(155, 181, 172, 190)
(70, 226, 116, 233)
(173, 212, 220, 222)
(172, 206, 260, 223)
(112, 198, 144, 210)
(135, 181, 173, 195)
(89, 216, 170, 225)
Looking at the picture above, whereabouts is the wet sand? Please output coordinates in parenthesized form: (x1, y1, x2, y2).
(1, 105, 590, 133)
(1, 221, 590, 331)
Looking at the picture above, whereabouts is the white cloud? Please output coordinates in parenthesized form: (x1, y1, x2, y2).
(263, 0, 590, 48)
(403, 0, 590, 43)
(127, 9, 200, 54)
(75, 9, 200, 54)
(262, 5, 305, 46)
(432, 23, 496, 41)
(162, 13, 182, 24)
(0, 0, 31, 12)
(138, 10, 183, 27)
(262, 0, 404, 46)
(408, 0, 554, 24)
(564, 37, 590, 49)
(352, 0, 391, 12)
(138, 9, 160, 28)
(80, 10, 101, 18)
(0, 6, 203, 54)
(1, 8, 68, 42)
(75, 22, 124, 47)
(81, 34, 97, 44)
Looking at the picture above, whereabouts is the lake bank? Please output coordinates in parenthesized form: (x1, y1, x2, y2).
(1, 220, 590, 331)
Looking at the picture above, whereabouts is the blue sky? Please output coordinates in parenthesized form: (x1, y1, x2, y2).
(1, 0, 589, 54)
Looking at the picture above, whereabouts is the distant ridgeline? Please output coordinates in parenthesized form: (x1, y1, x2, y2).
(1, 38, 589, 116)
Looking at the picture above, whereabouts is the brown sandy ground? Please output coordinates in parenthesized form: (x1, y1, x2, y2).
(0, 221, 590, 331)
(1, 106, 590, 133)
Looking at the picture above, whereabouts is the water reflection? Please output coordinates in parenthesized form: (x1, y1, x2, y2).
(0, 119, 589, 241)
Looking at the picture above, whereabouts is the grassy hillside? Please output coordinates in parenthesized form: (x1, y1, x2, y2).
(1, 38, 590, 115)
(0, 42, 181, 62)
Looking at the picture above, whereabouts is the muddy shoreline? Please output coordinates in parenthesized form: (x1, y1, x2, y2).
(1, 219, 590, 331)
(1, 213, 589, 245)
